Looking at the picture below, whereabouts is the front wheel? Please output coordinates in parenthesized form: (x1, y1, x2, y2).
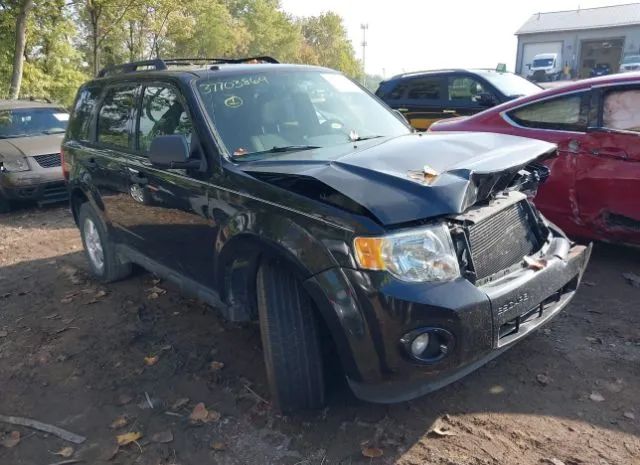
(0, 193, 11, 214)
(256, 258, 326, 412)
(78, 203, 132, 283)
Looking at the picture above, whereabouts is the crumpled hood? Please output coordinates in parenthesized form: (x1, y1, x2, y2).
(0, 134, 64, 160)
(239, 132, 557, 225)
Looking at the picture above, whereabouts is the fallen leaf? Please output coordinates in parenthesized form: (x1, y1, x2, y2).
(210, 441, 226, 451)
(189, 402, 208, 422)
(53, 446, 74, 457)
(189, 402, 220, 423)
(95, 290, 108, 298)
(151, 430, 173, 444)
(210, 361, 225, 371)
(583, 280, 596, 286)
(147, 286, 166, 299)
(110, 416, 129, 429)
(1, 431, 20, 448)
(116, 432, 142, 446)
(536, 374, 550, 386)
(589, 392, 605, 402)
(116, 393, 133, 406)
(429, 426, 457, 437)
(171, 397, 189, 410)
(361, 446, 384, 458)
(144, 355, 159, 366)
(586, 336, 602, 344)
(543, 459, 565, 465)
(624, 411, 635, 420)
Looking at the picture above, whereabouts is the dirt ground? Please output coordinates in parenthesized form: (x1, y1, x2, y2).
(0, 205, 639, 465)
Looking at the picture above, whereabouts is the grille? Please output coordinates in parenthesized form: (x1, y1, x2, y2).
(33, 153, 61, 168)
(467, 202, 540, 280)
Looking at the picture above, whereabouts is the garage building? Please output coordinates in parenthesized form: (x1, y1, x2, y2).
(515, 3, 640, 79)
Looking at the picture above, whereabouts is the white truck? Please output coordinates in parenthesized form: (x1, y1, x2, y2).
(528, 53, 562, 82)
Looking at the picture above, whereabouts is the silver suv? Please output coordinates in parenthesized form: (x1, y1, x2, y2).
(0, 100, 69, 213)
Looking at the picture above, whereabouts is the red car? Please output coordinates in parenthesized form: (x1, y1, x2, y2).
(430, 73, 640, 246)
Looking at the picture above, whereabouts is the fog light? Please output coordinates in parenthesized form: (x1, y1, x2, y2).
(411, 333, 430, 356)
(401, 328, 455, 363)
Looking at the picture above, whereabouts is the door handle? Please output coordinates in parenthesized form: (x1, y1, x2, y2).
(86, 158, 98, 168)
(590, 147, 628, 160)
(442, 109, 457, 114)
(397, 108, 409, 112)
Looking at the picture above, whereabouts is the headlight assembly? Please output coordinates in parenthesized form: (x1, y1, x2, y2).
(0, 157, 30, 172)
(354, 223, 460, 282)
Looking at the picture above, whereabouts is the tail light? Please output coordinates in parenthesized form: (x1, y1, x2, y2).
(61, 147, 70, 182)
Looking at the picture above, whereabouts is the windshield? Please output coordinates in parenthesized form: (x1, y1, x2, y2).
(0, 107, 68, 138)
(196, 70, 410, 159)
(623, 55, 640, 64)
(477, 72, 541, 98)
(533, 58, 554, 68)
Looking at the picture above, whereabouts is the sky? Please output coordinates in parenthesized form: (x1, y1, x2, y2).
(280, 0, 625, 78)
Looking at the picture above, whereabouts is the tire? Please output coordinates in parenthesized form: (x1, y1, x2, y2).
(0, 193, 11, 214)
(256, 258, 325, 412)
(78, 202, 132, 283)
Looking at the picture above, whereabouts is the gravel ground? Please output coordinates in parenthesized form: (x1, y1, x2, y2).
(0, 205, 639, 465)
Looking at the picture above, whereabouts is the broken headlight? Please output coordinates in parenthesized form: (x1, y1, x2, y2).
(0, 156, 30, 173)
(354, 223, 460, 282)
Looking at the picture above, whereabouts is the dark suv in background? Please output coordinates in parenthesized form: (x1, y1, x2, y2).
(63, 58, 590, 411)
(376, 69, 541, 130)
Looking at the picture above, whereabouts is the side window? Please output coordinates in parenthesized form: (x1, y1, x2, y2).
(406, 78, 442, 101)
(508, 92, 590, 131)
(97, 85, 137, 148)
(68, 86, 101, 141)
(138, 85, 193, 153)
(387, 82, 409, 100)
(603, 88, 640, 133)
(448, 77, 489, 105)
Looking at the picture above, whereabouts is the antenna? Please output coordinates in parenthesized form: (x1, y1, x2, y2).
(361, 23, 369, 86)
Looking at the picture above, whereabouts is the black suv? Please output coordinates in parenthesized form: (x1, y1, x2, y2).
(63, 58, 590, 411)
(376, 69, 541, 130)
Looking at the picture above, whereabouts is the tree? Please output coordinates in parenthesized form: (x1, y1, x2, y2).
(300, 12, 360, 78)
(8, 0, 33, 98)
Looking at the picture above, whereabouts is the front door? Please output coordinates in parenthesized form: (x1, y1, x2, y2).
(394, 76, 446, 130)
(503, 91, 593, 238)
(573, 84, 640, 244)
(445, 75, 497, 118)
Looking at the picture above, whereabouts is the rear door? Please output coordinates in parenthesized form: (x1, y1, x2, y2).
(389, 76, 446, 130)
(572, 84, 640, 243)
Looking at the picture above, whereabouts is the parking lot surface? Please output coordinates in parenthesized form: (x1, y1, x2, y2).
(0, 206, 639, 465)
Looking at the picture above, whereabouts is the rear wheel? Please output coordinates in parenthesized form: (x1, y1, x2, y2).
(256, 258, 325, 412)
(79, 203, 132, 282)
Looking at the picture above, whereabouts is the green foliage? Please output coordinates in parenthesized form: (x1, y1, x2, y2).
(0, 0, 361, 106)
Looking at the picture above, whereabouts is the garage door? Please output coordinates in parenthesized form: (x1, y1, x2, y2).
(520, 42, 563, 76)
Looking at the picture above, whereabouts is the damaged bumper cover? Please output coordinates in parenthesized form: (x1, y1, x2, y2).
(305, 229, 591, 404)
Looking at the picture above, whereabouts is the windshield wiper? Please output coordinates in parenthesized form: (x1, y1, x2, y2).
(349, 135, 384, 142)
(233, 145, 321, 160)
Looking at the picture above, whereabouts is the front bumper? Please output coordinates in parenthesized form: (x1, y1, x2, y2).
(305, 233, 591, 404)
(0, 166, 67, 204)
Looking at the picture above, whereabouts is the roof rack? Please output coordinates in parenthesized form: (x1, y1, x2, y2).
(97, 56, 279, 78)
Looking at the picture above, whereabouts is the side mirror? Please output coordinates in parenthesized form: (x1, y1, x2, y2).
(476, 93, 498, 107)
(149, 135, 200, 169)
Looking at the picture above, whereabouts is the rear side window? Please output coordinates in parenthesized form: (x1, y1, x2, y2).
(448, 76, 489, 105)
(406, 77, 441, 101)
(97, 85, 137, 148)
(386, 82, 409, 100)
(603, 88, 640, 133)
(508, 92, 590, 131)
(68, 86, 101, 141)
